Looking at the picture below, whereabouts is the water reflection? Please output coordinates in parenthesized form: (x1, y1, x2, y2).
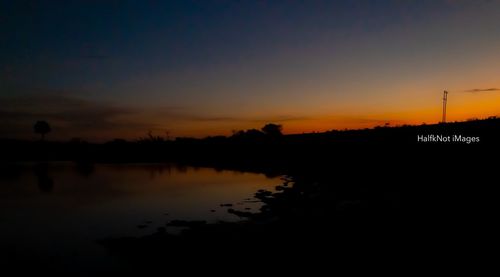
(0, 162, 280, 270)
(34, 163, 54, 192)
(75, 162, 95, 178)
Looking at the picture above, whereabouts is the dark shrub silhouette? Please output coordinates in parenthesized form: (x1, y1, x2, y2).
(261, 123, 282, 137)
(34, 121, 51, 140)
(231, 128, 265, 140)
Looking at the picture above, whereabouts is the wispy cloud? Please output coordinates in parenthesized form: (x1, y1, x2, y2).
(249, 116, 311, 123)
(0, 89, 399, 140)
(0, 94, 159, 140)
(154, 108, 310, 124)
(0, 92, 313, 140)
(464, 88, 500, 93)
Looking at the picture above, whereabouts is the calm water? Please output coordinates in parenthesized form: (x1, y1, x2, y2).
(0, 162, 281, 271)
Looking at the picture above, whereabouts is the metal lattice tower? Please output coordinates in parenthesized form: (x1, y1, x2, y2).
(442, 90, 448, 123)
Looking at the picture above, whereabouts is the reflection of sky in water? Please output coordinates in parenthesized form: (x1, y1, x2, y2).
(0, 163, 280, 270)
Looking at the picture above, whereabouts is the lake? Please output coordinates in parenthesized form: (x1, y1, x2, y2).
(0, 162, 281, 272)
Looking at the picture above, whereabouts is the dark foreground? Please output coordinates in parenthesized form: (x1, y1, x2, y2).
(1, 119, 498, 274)
(97, 146, 495, 273)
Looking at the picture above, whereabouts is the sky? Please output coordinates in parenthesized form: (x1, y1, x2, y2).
(1, 0, 500, 141)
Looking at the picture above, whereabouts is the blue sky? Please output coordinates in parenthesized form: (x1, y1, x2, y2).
(1, 0, 500, 140)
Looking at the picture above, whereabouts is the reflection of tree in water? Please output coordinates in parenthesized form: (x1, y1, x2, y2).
(148, 164, 172, 179)
(34, 163, 54, 192)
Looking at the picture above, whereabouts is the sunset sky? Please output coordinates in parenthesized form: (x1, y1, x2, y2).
(1, 0, 500, 141)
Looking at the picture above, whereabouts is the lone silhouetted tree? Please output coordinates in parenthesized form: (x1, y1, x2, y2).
(34, 120, 51, 140)
(261, 123, 282, 137)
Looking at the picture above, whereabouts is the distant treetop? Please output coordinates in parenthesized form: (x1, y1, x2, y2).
(261, 123, 283, 137)
(34, 120, 51, 140)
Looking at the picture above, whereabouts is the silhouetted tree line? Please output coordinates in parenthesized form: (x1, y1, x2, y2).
(0, 118, 499, 165)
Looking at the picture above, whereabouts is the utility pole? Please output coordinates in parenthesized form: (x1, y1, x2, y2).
(442, 90, 448, 123)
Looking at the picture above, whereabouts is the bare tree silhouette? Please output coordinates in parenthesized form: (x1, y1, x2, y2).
(34, 120, 51, 140)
